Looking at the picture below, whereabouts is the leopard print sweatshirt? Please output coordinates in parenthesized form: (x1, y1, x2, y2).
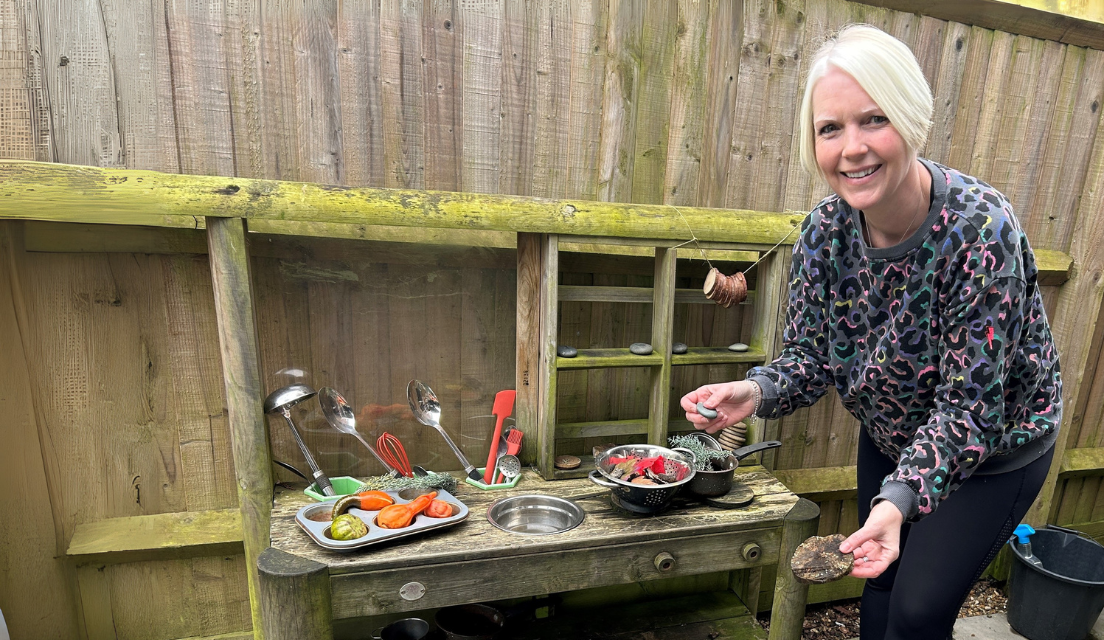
(747, 159, 1062, 520)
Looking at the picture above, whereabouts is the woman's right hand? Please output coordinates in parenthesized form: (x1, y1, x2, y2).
(680, 381, 760, 434)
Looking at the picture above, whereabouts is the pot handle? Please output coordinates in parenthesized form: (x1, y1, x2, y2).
(729, 440, 782, 460)
(588, 470, 618, 488)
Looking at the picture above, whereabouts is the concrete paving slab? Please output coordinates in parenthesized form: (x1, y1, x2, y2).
(842, 609, 1104, 640)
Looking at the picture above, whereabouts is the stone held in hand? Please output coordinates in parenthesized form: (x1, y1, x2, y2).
(695, 402, 718, 420)
(629, 342, 653, 355)
(791, 533, 855, 584)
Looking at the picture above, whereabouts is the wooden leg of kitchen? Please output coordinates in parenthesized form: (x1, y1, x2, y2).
(768, 498, 820, 640)
(258, 547, 334, 640)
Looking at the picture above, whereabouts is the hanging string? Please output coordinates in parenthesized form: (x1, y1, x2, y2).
(665, 205, 808, 308)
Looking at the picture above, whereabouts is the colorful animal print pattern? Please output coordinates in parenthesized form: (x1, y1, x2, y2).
(747, 160, 1062, 518)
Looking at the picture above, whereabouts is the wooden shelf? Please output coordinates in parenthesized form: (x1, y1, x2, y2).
(672, 347, 767, 366)
(67, 508, 243, 566)
(557, 349, 664, 369)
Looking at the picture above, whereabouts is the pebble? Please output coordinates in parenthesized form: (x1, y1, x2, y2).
(629, 342, 653, 355)
(728, 342, 749, 352)
(557, 345, 578, 358)
(554, 455, 581, 470)
(791, 534, 855, 584)
(672, 342, 688, 354)
(695, 402, 718, 419)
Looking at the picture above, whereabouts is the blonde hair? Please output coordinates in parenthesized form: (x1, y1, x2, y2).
(798, 24, 933, 178)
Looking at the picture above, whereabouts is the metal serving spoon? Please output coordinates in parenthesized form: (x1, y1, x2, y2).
(407, 379, 484, 481)
(318, 387, 401, 477)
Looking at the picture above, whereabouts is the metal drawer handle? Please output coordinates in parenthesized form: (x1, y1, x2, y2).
(742, 542, 761, 562)
(654, 552, 676, 572)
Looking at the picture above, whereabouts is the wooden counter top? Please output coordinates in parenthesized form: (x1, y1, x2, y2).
(270, 465, 798, 576)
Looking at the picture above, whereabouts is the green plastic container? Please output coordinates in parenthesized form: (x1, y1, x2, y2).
(304, 476, 363, 501)
(464, 468, 522, 491)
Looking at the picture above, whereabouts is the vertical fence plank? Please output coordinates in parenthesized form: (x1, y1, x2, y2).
(564, 0, 607, 200)
(697, 0, 741, 208)
(500, 0, 535, 196)
(380, 0, 425, 189)
(532, 1, 571, 199)
(596, 0, 644, 203)
(630, 0, 677, 205)
(461, 0, 503, 194)
(207, 217, 271, 640)
(423, 0, 462, 192)
(663, 0, 711, 207)
(338, 0, 385, 187)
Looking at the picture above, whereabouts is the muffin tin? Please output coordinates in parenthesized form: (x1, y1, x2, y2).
(294, 488, 469, 551)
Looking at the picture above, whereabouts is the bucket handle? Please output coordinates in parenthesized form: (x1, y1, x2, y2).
(1046, 523, 1092, 540)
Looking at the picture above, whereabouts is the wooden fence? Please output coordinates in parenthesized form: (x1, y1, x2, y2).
(2, 0, 1104, 638)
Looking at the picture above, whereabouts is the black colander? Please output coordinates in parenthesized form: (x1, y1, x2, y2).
(588, 444, 697, 513)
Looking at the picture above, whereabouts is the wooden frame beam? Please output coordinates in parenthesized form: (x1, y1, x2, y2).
(0, 161, 804, 245)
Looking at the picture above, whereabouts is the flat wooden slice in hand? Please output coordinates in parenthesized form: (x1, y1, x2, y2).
(791, 533, 854, 584)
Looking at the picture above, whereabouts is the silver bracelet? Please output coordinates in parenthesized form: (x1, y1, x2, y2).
(750, 381, 762, 417)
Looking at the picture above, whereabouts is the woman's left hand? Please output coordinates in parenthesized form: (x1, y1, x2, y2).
(839, 501, 903, 579)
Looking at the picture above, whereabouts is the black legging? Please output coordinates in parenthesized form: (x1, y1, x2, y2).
(856, 427, 1054, 640)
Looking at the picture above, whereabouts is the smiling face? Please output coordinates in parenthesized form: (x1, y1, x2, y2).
(812, 67, 917, 220)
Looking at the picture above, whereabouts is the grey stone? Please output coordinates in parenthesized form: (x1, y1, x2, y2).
(728, 342, 749, 352)
(791, 534, 855, 584)
(557, 345, 578, 358)
(672, 342, 688, 354)
(695, 402, 718, 419)
(629, 342, 653, 355)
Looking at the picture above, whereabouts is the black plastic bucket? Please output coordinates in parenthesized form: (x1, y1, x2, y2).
(1007, 525, 1104, 640)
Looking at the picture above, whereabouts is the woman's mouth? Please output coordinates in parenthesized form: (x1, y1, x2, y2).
(843, 165, 880, 179)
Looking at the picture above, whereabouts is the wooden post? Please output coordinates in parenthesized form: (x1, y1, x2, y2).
(207, 217, 273, 640)
(768, 498, 820, 640)
(649, 246, 678, 444)
(749, 248, 792, 470)
(516, 233, 542, 466)
(257, 548, 333, 640)
(537, 235, 560, 479)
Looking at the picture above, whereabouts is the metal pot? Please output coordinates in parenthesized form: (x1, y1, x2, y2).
(372, 618, 430, 640)
(687, 440, 782, 497)
(588, 444, 697, 514)
(434, 604, 505, 640)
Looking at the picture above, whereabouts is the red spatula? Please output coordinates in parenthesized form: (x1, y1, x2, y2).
(483, 390, 517, 483)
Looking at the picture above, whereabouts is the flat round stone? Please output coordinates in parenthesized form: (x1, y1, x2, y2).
(672, 342, 688, 354)
(695, 402, 718, 419)
(557, 345, 578, 358)
(629, 342, 653, 355)
(554, 455, 581, 470)
(791, 534, 855, 584)
(728, 342, 749, 352)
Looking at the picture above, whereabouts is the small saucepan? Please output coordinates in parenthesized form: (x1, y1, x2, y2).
(687, 439, 782, 497)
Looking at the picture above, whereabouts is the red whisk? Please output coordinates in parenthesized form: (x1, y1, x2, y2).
(377, 432, 414, 478)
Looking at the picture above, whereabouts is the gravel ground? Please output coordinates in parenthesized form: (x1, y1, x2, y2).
(758, 578, 1008, 640)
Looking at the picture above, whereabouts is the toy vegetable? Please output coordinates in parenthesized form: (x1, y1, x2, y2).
(331, 490, 395, 519)
(330, 514, 368, 540)
(377, 492, 437, 529)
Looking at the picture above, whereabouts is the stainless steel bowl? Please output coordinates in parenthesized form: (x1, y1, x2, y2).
(486, 495, 585, 535)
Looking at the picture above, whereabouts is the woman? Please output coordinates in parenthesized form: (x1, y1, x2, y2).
(681, 25, 1062, 640)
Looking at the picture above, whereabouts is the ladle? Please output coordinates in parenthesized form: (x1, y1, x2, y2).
(318, 387, 400, 477)
(264, 384, 335, 497)
(407, 380, 484, 481)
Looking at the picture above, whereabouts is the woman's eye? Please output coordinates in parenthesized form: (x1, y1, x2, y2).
(869, 115, 889, 125)
(818, 124, 838, 135)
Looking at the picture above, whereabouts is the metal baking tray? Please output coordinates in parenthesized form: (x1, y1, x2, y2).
(295, 488, 469, 551)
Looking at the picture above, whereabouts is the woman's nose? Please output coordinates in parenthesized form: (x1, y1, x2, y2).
(841, 127, 867, 157)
